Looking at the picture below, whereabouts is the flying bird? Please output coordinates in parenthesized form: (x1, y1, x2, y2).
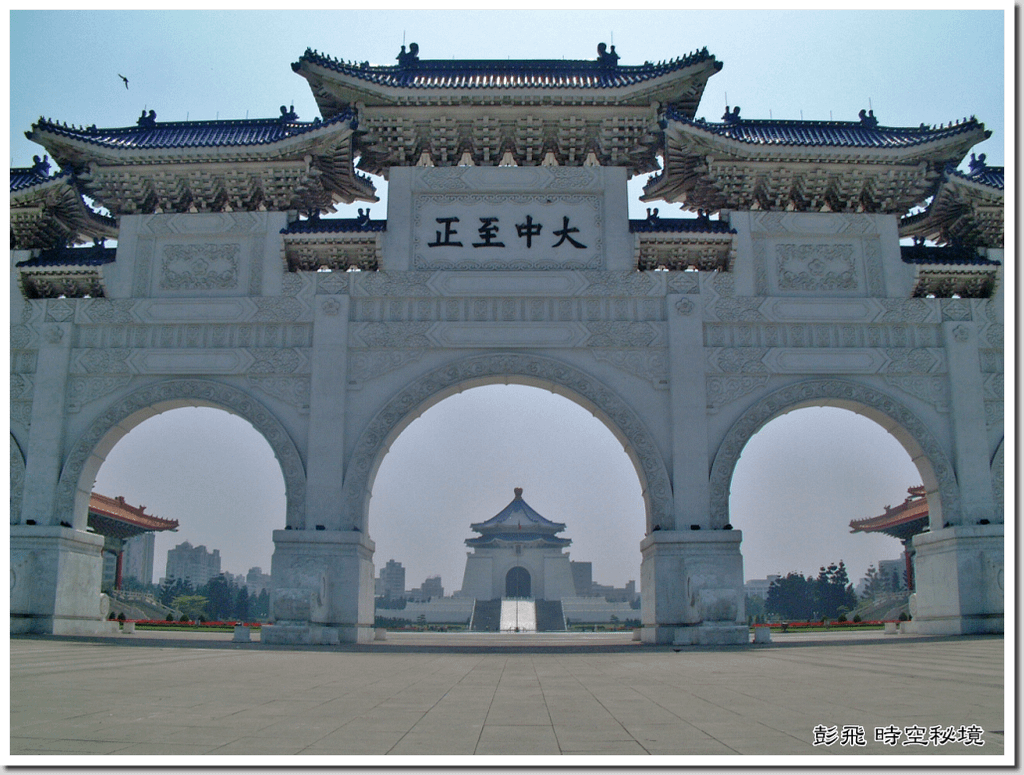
(118, 74, 129, 90)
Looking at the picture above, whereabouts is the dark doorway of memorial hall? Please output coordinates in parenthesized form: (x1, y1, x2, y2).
(506, 566, 531, 598)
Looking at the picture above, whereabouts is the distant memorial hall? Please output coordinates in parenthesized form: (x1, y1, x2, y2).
(10, 42, 1003, 644)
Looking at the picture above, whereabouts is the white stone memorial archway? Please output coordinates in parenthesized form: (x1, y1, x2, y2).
(11, 42, 1002, 643)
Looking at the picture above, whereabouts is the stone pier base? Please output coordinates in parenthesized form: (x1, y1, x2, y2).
(903, 524, 1003, 635)
(640, 530, 747, 646)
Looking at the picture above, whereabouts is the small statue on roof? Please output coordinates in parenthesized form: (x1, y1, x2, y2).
(31, 155, 50, 176)
(722, 105, 741, 124)
(858, 109, 878, 128)
(137, 109, 156, 128)
(356, 208, 371, 225)
(279, 104, 298, 122)
(646, 207, 660, 222)
(597, 42, 619, 67)
(397, 42, 420, 67)
(969, 152, 987, 173)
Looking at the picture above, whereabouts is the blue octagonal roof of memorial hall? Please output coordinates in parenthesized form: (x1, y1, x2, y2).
(470, 488, 566, 534)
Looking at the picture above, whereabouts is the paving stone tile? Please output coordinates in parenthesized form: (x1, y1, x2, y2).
(475, 724, 561, 755)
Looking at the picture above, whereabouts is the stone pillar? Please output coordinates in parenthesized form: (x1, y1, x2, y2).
(666, 293, 712, 529)
(265, 529, 376, 645)
(20, 321, 72, 526)
(905, 322, 1002, 635)
(304, 294, 350, 530)
(943, 321, 997, 524)
(640, 530, 747, 645)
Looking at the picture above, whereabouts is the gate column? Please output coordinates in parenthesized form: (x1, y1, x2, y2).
(266, 294, 378, 644)
(639, 294, 747, 645)
(906, 321, 1003, 635)
(12, 321, 115, 634)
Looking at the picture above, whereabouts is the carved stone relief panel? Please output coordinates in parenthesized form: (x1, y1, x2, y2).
(159, 243, 241, 291)
(773, 242, 863, 294)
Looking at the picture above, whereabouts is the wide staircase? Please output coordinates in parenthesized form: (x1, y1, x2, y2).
(499, 599, 536, 632)
(534, 599, 566, 631)
(470, 599, 502, 632)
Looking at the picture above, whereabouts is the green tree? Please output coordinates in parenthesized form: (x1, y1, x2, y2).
(200, 574, 235, 621)
(172, 595, 208, 621)
(254, 588, 270, 620)
(159, 577, 192, 607)
(234, 586, 250, 621)
(814, 561, 858, 619)
(765, 573, 815, 620)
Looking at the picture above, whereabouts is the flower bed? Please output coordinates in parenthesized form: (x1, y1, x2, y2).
(753, 620, 890, 632)
(129, 619, 264, 631)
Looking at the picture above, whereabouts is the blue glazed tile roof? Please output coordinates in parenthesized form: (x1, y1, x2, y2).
(466, 533, 572, 547)
(951, 162, 1004, 190)
(11, 160, 69, 193)
(16, 244, 117, 268)
(470, 489, 566, 534)
(295, 46, 719, 91)
(282, 213, 386, 234)
(629, 214, 735, 234)
(29, 108, 358, 152)
(900, 244, 1000, 266)
(664, 106, 989, 150)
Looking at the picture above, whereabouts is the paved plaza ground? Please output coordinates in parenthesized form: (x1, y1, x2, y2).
(9, 630, 1008, 764)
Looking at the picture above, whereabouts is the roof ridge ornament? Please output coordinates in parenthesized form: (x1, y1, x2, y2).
(136, 109, 156, 128)
(969, 152, 987, 173)
(397, 42, 420, 67)
(514, 487, 523, 499)
(279, 104, 298, 122)
(722, 105, 741, 124)
(858, 108, 878, 128)
(596, 42, 619, 67)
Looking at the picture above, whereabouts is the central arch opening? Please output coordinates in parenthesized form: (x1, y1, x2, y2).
(368, 383, 645, 633)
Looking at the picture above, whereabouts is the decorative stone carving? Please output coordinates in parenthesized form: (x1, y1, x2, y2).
(315, 273, 350, 295)
(709, 348, 769, 373)
(775, 243, 859, 292)
(55, 379, 306, 529)
(76, 349, 131, 374)
(579, 271, 659, 297)
(248, 348, 305, 374)
(666, 273, 700, 294)
(10, 403, 33, 430)
(44, 299, 75, 323)
(321, 298, 342, 317)
(878, 298, 935, 324)
(706, 374, 770, 412)
(252, 296, 304, 322)
(281, 272, 306, 296)
(341, 353, 673, 530)
(709, 379, 962, 527)
(883, 375, 950, 413)
(347, 350, 425, 385)
(44, 326, 64, 344)
(79, 299, 134, 324)
(159, 243, 240, 290)
(247, 376, 311, 411)
(10, 374, 33, 400)
(67, 376, 133, 413)
(10, 436, 25, 525)
(591, 350, 669, 389)
(941, 298, 973, 321)
(11, 326, 32, 349)
(352, 322, 432, 349)
(952, 324, 971, 343)
(675, 299, 695, 316)
(882, 348, 942, 374)
(584, 322, 661, 348)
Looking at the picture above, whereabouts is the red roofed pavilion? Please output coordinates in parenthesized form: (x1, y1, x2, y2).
(88, 493, 179, 590)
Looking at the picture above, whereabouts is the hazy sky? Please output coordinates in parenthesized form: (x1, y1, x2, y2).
(13, 10, 1007, 590)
